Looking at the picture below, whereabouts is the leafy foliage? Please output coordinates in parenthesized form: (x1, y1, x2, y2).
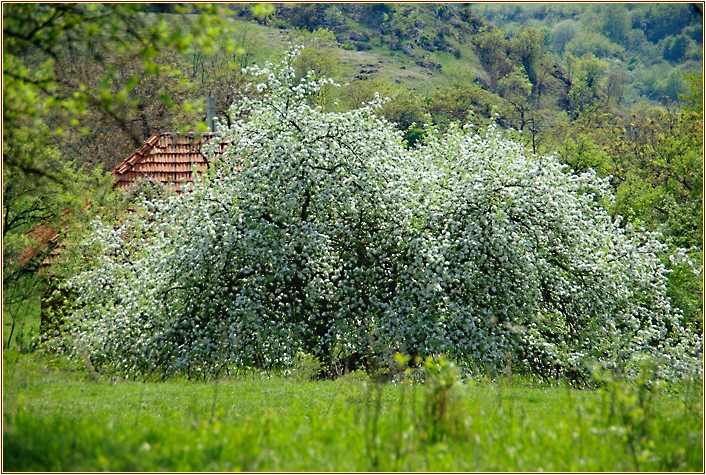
(2, 4, 260, 332)
(2, 126, 114, 348)
(3, 4, 226, 144)
(65, 52, 701, 381)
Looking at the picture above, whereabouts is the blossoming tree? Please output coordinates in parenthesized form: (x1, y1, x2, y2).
(67, 50, 701, 380)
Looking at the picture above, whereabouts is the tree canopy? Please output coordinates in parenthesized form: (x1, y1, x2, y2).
(64, 52, 701, 381)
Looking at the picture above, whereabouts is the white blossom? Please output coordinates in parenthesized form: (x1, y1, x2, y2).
(66, 50, 701, 381)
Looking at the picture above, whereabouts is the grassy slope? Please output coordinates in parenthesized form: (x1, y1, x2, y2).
(3, 351, 702, 472)
(239, 13, 484, 96)
(201, 18, 446, 95)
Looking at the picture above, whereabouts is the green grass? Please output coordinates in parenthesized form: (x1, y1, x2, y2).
(3, 290, 41, 352)
(3, 351, 702, 472)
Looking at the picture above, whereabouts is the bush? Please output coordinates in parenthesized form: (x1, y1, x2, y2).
(64, 49, 702, 382)
(287, 352, 324, 381)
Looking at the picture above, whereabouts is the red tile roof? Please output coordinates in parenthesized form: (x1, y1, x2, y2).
(19, 134, 227, 273)
(18, 221, 62, 269)
(18, 205, 78, 271)
(111, 132, 226, 190)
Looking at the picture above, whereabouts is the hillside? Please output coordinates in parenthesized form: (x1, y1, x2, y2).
(8, 3, 698, 171)
(232, 3, 702, 105)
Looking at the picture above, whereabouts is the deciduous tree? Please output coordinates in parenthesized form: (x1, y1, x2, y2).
(65, 52, 701, 382)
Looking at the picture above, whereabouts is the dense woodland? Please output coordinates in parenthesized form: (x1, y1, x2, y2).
(2, 4, 703, 379)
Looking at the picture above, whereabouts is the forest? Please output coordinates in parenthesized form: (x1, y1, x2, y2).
(2, 3, 703, 471)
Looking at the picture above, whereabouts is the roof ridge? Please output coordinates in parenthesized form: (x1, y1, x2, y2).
(112, 132, 225, 190)
(112, 133, 160, 176)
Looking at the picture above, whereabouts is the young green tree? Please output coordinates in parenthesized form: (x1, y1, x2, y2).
(566, 53, 608, 115)
(291, 28, 343, 111)
(428, 83, 496, 130)
(472, 27, 513, 92)
(509, 27, 545, 84)
(342, 77, 399, 111)
(343, 78, 428, 147)
(378, 89, 429, 147)
(498, 66, 533, 131)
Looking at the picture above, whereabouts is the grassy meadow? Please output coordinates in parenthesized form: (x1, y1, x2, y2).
(3, 348, 702, 472)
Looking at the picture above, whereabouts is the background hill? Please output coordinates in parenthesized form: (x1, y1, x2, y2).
(232, 3, 702, 105)
(10, 3, 700, 169)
